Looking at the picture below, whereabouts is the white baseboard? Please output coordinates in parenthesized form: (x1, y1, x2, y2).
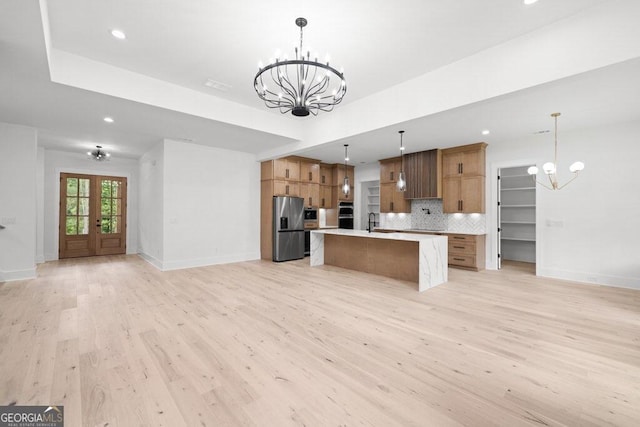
(0, 267, 37, 282)
(139, 251, 261, 272)
(537, 267, 640, 290)
(162, 252, 261, 271)
(138, 252, 164, 270)
(35, 255, 45, 264)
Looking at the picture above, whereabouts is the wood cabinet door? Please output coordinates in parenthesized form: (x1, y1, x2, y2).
(320, 164, 333, 186)
(286, 159, 300, 181)
(442, 178, 461, 213)
(380, 183, 392, 213)
(461, 150, 484, 176)
(380, 160, 398, 183)
(393, 188, 411, 213)
(320, 185, 332, 208)
(442, 152, 463, 178)
(273, 159, 288, 180)
(273, 180, 299, 196)
(460, 176, 485, 213)
(300, 162, 320, 184)
(273, 159, 300, 180)
(300, 183, 320, 207)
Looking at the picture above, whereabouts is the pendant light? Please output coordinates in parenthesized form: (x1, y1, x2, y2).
(342, 144, 350, 196)
(527, 112, 585, 190)
(396, 131, 406, 192)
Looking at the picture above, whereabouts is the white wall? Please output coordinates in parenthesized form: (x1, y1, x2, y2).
(141, 139, 260, 270)
(486, 120, 640, 289)
(0, 122, 37, 281)
(42, 149, 139, 261)
(138, 143, 164, 268)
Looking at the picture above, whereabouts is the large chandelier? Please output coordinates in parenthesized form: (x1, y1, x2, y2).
(528, 113, 584, 190)
(87, 145, 110, 161)
(254, 17, 347, 117)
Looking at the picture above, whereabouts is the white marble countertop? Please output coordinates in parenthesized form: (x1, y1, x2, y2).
(312, 228, 448, 242)
(375, 228, 486, 236)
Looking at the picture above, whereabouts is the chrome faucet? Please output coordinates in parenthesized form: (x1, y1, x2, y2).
(368, 212, 376, 233)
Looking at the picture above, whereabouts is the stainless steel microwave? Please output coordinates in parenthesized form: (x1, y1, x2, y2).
(304, 208, 318, 221)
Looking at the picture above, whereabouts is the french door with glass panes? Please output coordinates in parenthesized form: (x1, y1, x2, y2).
(59, 173, 127, 258)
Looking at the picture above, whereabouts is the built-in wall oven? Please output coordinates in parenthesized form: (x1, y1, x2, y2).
(338, 202, 354, 229)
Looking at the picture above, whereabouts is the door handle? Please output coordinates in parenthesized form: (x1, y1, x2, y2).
(391, 201, 394, 211)
(286, 185, 289, 194)
(309, 172, 312, 181)
(286, 168, 289, 179)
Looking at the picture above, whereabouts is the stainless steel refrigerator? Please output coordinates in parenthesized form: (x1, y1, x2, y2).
(273, 196, 305, 262)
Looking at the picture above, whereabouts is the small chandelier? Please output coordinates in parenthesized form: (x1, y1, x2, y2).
(342, 144, 350, 196)
(87, 145, 110, 161)
(254, 17, 347, 117)
(396, 130, 406, 192)
(528, 112, 584, 190)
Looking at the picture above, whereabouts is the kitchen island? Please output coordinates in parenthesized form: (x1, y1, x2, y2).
(310, 229, 448, 292)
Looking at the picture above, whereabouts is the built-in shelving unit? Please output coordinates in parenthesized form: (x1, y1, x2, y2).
(499, 166, 536, 264)
(361, 181, 380, 230)
(368, 185, 380, 229)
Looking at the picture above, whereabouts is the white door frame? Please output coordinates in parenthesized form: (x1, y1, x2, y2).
(487, 158, 541, 274)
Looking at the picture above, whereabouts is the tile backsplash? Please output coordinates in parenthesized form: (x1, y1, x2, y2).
(411, 200, 447, 230)
(379, 212, 412, 229)
(380, 199, 486, 234)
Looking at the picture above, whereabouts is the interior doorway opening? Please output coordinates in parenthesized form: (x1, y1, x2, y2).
(497, 166, 536, 270)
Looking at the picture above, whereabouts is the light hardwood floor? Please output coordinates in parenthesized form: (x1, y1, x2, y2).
(1, 256, 639, 426)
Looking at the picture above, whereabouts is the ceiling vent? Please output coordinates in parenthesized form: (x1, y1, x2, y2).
(204, 79, 232, 92)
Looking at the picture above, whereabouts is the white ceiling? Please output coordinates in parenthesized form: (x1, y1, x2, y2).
(1, 0, 639, 163)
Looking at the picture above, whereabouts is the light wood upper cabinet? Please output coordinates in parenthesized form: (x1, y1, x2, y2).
(320, 164, 333, 186)
(442, 143, 486, 178)
(380, 157, 401, 183)
(442, 143, 487, 213)
(300, 161, 320, 184)
(300, 182, 320, 207)
(380, 183, 411, 213)
(270, 158, 300, 181)
(404, 149, 442, 199)
(320, 185, 333, 208)
(273, 180, 299, 197)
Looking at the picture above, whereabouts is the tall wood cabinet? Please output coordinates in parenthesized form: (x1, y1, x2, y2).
(319, 163, 334, 208)
(379, 157, 410, 213)
(442, 143, 487, 213)
(261, 156, 321, 260)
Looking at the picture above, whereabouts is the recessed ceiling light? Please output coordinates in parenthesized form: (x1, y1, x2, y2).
(111, 29, 126, 40)
(103, 117, 114, 123)
(523, 0, 539, 5)
(482, 129, 490, 135)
